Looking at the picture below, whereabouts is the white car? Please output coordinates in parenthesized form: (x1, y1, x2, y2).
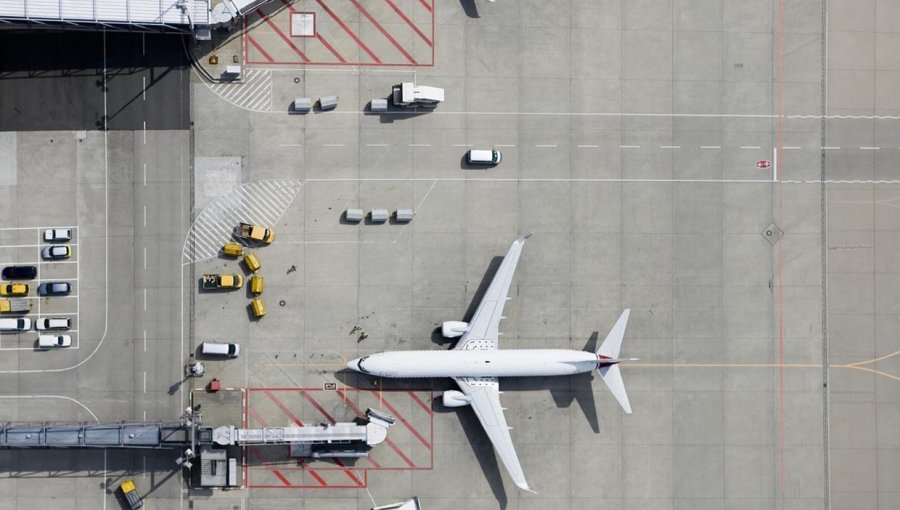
(41, 245, 71, 260)
(0, 317, 31, 331)
(35, 318, 71, 331)
(38, 334, 71, 348)
(44, 229, 72, 242)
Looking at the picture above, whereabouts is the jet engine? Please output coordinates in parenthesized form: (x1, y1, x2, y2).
(442, 390, 471, 408)
(442, 321, 468, 338)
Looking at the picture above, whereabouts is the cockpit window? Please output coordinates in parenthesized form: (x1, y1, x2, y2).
(357, 355, 370, 373)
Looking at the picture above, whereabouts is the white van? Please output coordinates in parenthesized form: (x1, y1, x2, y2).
(467, 149, 502, 166)
(0, 317, 31, 331)
(200, 341, 240, 358)
(38, 334, 71, 348)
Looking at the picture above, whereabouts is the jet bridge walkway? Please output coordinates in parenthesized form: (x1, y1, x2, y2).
(0, 422, 190, 449)
(0, 0, 213, 39)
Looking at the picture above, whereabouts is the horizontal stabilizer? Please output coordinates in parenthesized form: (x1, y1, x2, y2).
(597, 309, 630, 359)
(598, 364, 631, 414)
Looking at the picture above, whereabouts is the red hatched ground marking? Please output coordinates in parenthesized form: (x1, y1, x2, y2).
(245, 387, 434, 489)
(244, 0, 434, 66)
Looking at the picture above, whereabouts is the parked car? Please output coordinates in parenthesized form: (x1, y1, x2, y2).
(41, 245, 71, 260)
(0, 283, 28, 296)
(38, 334, 71, 348)
(1, 266, 37, 279)
(38, 282, 71, 296)
(35, 317, 71, 331)
(199, 341, 240, 358)
(0, 317, 31, 331)
(43, 229, 72, 242)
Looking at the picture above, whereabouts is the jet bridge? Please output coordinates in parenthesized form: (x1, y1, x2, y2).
(208, 407, 394, 458)
(0, 422, 190, 449)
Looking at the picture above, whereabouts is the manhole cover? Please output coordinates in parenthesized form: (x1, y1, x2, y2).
(762, 222, 783, 245)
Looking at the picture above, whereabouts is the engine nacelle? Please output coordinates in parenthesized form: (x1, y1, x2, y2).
(442, 390, 471, 408)
(442, 321, 468, 338)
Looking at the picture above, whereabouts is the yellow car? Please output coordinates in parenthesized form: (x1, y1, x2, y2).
(243, 252, 261, 273)
(0, 283, 28, 296)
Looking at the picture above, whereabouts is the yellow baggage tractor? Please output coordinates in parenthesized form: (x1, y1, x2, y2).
(222, 242, 243, 257)
(250, 298, 266, 318)
(249, 274, 264, 295)
(243, 252, 261, 273)
(119, 479, 143, 509)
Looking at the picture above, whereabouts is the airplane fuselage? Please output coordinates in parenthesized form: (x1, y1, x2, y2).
(351, 349, 608, 378)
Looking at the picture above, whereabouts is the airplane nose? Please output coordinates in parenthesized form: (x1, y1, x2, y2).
(347, 358, 359, 371)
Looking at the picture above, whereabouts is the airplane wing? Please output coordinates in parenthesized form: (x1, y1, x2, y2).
(454, 377, 535, 493)
(454, 234, 530, 351)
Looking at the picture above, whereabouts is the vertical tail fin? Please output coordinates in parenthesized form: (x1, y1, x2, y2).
(596, 309, 632, 414)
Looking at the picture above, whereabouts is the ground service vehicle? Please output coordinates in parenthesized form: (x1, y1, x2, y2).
(202, 274, 243, 290)
(391, 82, 444, 108)
(0, 299, 30, 313)
(222, 242, 243, 257)
(234, 223, 275, 244)
(119, 480, 143, 509)
(250, 274, 264, 295)
(2, 266, 37, 279)
(0, 283, 28, 296)
(250, 298, 266, 318)
(44, 229, 72, 242)
(243, 253, 261, 273)
(200, 341, 240, 358)
(467, 149, 502, 165)
(38, 334, 71, 348)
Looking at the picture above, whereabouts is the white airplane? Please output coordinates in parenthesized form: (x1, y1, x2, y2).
(346, 234, 633, 493)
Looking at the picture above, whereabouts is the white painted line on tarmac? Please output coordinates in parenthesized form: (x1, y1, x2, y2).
(860, 146, 880, 150)
(660, 145, 680, 149)
(143, 371, 146, 393)
(409, 144, 432, 147)
(821, 146, 840, 150)
(143, 163, 147, 186)
(0, 243, 79, 249)
(366, 144, 389, 147)
(495, 144, 516, 147)
(323, 144, 345, 147)
(740, 146, 761, 149)
(783, 146, 801, 150)
(143, 246, 147, 270)
(142, 76, 146, 100)
(143, 206, 147, 229)
(700, 146, 721, 149)
(278, 144, 303, 147)
(576, 144, 599, 148)
(143, 288, 147, 311)
(773, 147, 778, 182)
(536, 144, 557, 148)
(619, 145, 640, 149)
(143, 121, 146, 144)
(143, 330, 147, 352)
(452, 144, 473, 147)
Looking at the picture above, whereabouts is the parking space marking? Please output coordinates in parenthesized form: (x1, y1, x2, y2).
(0, 226, 79, 351)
